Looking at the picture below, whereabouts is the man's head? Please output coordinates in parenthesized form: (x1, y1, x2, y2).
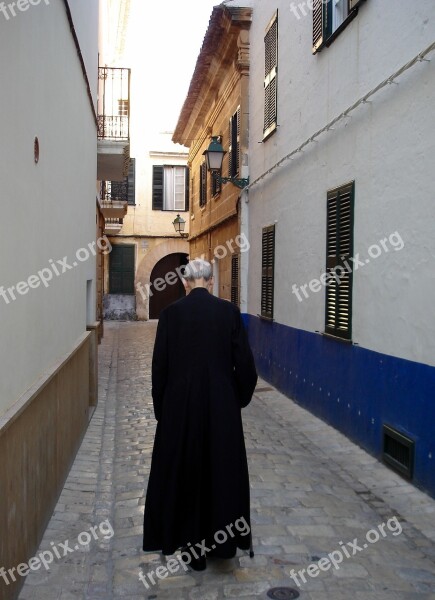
(182, 259, 213, 291)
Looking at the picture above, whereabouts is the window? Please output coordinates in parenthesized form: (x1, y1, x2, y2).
(118, 99, 129, 117)
(127, 157, 135, 205)
(199, 162, 207, 208)
(264, 12, 278, 140)
(229, 107, 240, 178)
(313, 0, 365, 53)
(231, 254, 240, 307)
(261, 225, 275, 319)
(109, 245, 135, 294)
(211, 171, 222, 197)
(325, 181, 355, 340)
(152, 165, 189, 211)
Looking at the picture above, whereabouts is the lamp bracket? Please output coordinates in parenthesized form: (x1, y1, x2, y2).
(217, 176, 250, 190)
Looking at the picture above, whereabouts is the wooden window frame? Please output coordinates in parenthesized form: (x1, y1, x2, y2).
(199, 162, 207, 208)
(152, 165, 189, 211)
(313, 0, 365, 54)
(324, 181, 355, 341)
(261, 225, 275, 319)
(263, 12, 278, 141)
(231, 253, 240, 307)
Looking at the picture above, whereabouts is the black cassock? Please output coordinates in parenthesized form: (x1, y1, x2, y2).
(142, 287, 257, 557)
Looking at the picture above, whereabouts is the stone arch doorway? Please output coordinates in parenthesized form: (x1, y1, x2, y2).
(149, 253, 188, 319)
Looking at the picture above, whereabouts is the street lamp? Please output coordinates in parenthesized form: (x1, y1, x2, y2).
(203, 136, 249, 190)
(172, 214, 188, 238)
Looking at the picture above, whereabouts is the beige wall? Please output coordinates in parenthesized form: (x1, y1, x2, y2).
(0, 333, 92, 600)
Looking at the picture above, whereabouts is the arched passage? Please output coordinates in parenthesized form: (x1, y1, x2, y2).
(149, 253, 188, 319)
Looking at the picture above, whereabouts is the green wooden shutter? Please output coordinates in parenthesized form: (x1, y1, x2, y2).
(325, 182, 354, 340)
(261, 225, 275, 319)
(264, 13, 278, 139)
(313, 0, 328, 53)
(152, 165, 164, 210)
(127, 158, 135, 205)
(185, 167, 190, 211)
(231, 254, 240, 307)
(109, 245, 135, 294)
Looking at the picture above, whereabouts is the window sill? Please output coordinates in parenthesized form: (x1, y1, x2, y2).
(258, 314, 274, 323)
(321, 332, 353, 345)
(262, 123, 277, 143)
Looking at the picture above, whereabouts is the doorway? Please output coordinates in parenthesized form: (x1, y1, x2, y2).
(149, 253, 188, 319)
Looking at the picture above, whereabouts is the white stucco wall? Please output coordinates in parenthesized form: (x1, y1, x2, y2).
(245, 0, 435, 366)
(0, 0, 98, 415)
(68, 0, 99, 106)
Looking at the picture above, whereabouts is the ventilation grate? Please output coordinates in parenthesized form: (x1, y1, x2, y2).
(383, 425, 415, 479)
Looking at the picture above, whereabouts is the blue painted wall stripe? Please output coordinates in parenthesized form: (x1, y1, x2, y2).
(242, 313, 435, 498)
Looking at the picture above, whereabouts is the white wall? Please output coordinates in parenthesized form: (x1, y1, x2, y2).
(68, 0, 99, 106)
(0, 0, 98, 415)
(246, 0, 435, 366)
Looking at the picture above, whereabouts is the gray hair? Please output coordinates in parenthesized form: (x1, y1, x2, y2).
(183, 259, 213, 281)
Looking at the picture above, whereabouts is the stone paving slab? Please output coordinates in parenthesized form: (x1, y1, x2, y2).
(16, 321, 435, 600)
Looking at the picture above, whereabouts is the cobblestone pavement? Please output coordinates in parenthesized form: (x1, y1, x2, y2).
(18, 321, 435, 600)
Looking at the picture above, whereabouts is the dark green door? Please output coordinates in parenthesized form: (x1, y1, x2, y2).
(109, 245, 135, 294)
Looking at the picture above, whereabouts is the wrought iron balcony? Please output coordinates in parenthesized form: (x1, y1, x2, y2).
(98, 67, 131, 140)
(97, 66, 131, 181)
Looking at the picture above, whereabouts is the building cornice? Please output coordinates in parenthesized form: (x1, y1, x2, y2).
(172, 5, 252, 147)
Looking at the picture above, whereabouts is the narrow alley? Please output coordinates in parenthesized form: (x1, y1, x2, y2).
(18, 322, 435, 600)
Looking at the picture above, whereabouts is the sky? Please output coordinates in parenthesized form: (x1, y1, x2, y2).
(123, 0, 222, 144)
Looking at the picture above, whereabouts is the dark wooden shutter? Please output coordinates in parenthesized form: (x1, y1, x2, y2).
(228, 108, 240, 178)
(231, 254, 240, 307)
(127, 158, 135, 205)
(211, 171, 222, 197)
(261, 225, 275, 319)
(325, 182, 354, 340)
(152, 165, 164, 210)
(185, 167, 190, 211)
(109, 245, 135, 294)
(313, 0, 327, 53)
(264, 13, 278, 139)
(199, 162, 207, 207)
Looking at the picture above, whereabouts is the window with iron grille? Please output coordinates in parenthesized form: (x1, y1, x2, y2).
(313, 0, 366, 53)
(109, 245, 135, 294)
(152, 165, 189, 211)
(229, 107, 240, 178)
(199, 162, 207, 207)
(325, 181, 355, 340)
(231, 254, 240, 307)
(264, 12, 278, 140)
(261, 225, 275, 319)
